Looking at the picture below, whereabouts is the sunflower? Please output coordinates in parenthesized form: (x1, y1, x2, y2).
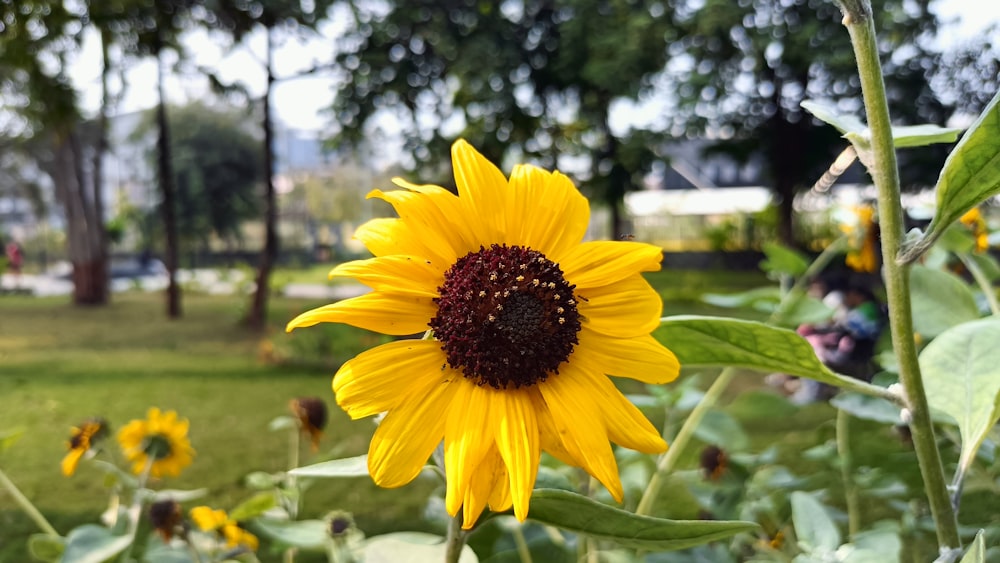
(287, 139, 679, 529)
(61, 418, 109, 477)
(190, 506, 259, 551)
(117, 408, 194, 478)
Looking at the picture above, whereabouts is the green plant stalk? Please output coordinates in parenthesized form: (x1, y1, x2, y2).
(836, 409, 860, 537)
(445, 511, 467, 563)
(635, 367, 737, 516)
(958, 253, 1000, 315)
(512, 524, 533, 563)
(0, 466, 59, 536)
(839, 0, 961, 550)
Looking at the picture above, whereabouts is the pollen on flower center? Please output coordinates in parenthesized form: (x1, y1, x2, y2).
(430, 244, 582, 389)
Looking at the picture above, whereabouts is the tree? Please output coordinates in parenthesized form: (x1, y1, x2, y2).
(0, 0, 111, 304)
(212, 0, 337, 331)
(328, 0, 679, 237)
(662, 0, 947, 245)
(134, 103, 263, 252)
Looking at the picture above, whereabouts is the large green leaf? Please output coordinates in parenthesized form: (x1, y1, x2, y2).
(771, 290, 835, 328)
(361, 532, 478, 563)
(27, 534, 63, 562)
(526, 489, 756, 550)
(60, 525, 132, 563)
(959, 530, 986, 563)
(229, 491, 277, 522)
(790, 492, 840, 554)
(909, 265, 980, 338)
(252, 519, 329, 550)
(289, 454, 369, 478)
(919, 318, 1000, 477)
(891, 124, 963, 148)
(801, 100, 866, 136)
(830, 393, 901, 424)
(904, 89, 1000, 262)
(658, 316, 837, 383)
(701, 287, 781, 310)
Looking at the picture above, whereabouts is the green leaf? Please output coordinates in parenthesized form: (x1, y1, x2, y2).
(790, 492, 841, 554)
(229, 491, 277, 522)
(909, 265, 980, 338)
(252, 519, 329, 550)
(361, 532, 478, 563)
(959, 529, 986, 563)
(143, 488, 208, 503)
(534, 466, 575, 492)
(919, 318, 1000, 476)
(142, 543, 195, 563)
(725, 391, 798, 420)
(830, 393, 901, 424)
(27, 534, 64, 562)
(60, 525, 132, 563)
(701, 287, 781, 309)
(801, 100, 866, 136)
(913, 89, 1000, 259)
(288, 454, 369, 478)
(890, 124, 963, 148)
(693, 410, 749, 452)
(526, 489, 757, 550)
(772, 290, 835, 328)
(760, 242, 810, 277)
(969, 252, 1000, 282)
(658, 316, 839, 384)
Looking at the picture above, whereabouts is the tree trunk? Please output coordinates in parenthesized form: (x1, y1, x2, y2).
(245, 26, 278, 331)
(155, 34, 182, 318)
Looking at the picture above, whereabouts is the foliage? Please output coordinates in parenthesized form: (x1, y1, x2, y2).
(328, 0, 679, 235)
(134, 103, 264, 248)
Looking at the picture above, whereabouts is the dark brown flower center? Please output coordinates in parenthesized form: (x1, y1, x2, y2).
(430, 244, 582, 389)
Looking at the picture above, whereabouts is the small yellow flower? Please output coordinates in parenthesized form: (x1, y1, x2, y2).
(117, 408, 194, 477)
(190, 506, 258, 551)
(960, 207, 989, 253)
(844, 205, 879, 273)
(287, 139, 680, 529)
(62, 418, 108, 477)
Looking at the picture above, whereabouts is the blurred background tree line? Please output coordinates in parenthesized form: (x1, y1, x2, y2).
(1, 0, 997, 323)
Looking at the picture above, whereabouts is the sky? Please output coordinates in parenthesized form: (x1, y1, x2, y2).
(65, 0, 1000, 136)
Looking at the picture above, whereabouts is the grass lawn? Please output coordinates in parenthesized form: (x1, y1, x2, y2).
(3, 266, 908, 562)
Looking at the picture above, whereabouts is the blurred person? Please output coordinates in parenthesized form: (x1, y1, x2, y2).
(5, 241, 23, 288)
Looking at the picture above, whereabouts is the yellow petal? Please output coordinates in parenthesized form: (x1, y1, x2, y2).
(61, 448, 85, 477)
(334, 340, 448, 419)
(461, 449, 504, 529)
(531, 392, 577, 466)
(488, 464, 513, 515)
(190, 506, 228, 531)
(452, 139, 508, 242)
(286, 291, 435, 335)
(578, 275, 662, 338)
(368, 377, 456, 488)
(561, 241, 663, 289)
(507, 165, 590, 261)
(574, 328, 680, 384)
(444, 381, 499, 517)
(328, 256, 442, 297)
(354, 218, 449, 268)
(537, 365, 623, 502)
(494, 388, 540, 522)
(571, 368, 667, 454)
(368, 188, 465, 265)
(391, 178, 482, 255)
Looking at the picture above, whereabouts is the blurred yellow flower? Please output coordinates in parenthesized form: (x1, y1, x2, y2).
(288, 139, 680, 529)
(61, 418, 108, 477)
(960, 207, 989, 253)
(117, 408, 194, 478)
(190, 506, 258, 551)
(844, 205, 879, 273)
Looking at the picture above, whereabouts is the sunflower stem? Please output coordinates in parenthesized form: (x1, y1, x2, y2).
(445, 510, 467, 563)
(635, 368, 736, 516)
(512, 524, 533, 563)
(836, 409, 861, 537)
(0, 466, 59, 536)
(119, 456, 155, 563)
(959, 252, 1000, 316)
(287, 426, 301, 519)
(836, 0, 961, 550)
